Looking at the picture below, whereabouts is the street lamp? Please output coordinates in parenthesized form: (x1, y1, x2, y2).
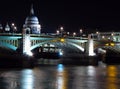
(14, 26, 17, 32)
(56, 30, 60, 35)
(111, 33, 114, 36)
(12, 23, 15, 27)
(111, 33, 114, 41)
(96, 31, 100, 40)
(80, 29, 83, 34)
(11, 23, 17, 33)
(60, 26, 64, 37)
(73, 32, 76, 37)
(80, 29, 83, 38)
(96, 31, 99, 34)
(67, 32, 69, 35)
(60, 26, 63, 30)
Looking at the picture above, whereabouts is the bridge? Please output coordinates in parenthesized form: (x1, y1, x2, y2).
(92, 32, 120, 42)
(0, 34, 87, 53)
(0, 29, 95, 57)
(92, 32, 120, 51)
(0, 30, 120, 57)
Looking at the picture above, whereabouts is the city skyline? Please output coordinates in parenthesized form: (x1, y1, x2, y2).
(0, 0, 120, 33)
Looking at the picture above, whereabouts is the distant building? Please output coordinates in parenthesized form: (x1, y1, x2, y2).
(5, 23, 10, 32)
(23, 5, 41, 34)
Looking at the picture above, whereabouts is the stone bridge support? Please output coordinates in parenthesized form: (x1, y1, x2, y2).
(22, 28, 32, 56)
(85, 34, 96, 56)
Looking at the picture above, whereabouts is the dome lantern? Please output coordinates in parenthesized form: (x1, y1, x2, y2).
(30, 4, 34, 16)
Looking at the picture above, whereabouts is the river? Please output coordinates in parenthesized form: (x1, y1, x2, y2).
(0, 61, 120, 89)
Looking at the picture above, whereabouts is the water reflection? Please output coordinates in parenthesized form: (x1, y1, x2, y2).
(20, 69, 34, 89)
(33, 67, 57, 89)
(87, 66, 96, 76)
(106, 65, 118, 89)
(1, 64, 120, 89)
(56, 64, 68, 89)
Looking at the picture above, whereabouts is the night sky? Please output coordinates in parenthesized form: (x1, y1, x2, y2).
(0, 0, 120, 33)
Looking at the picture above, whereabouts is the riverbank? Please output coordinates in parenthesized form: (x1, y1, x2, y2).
(0, 53, 35, 68)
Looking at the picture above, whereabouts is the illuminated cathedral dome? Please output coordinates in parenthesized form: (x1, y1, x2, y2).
(23, 5, 41, 34)
(25, 9, 39, 24)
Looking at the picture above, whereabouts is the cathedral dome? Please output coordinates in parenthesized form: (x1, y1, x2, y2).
(25, 15, 39, 24)
(25, 5, 39, 24)
(23, 5, 41, 34)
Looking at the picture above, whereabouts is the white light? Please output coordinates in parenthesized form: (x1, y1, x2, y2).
(56, 30, 60, 34)
(73, 32, 76, 35)
(12, 23, 15, 26)
(80, 29, 83, 33)
(59, 51, 63, 56)
(102, 36, 105, 39)
(26, 51, 33, 56)
(60, 27, 63, 30)
(67, 32, 70, 35)
(96, 31, 99, 34)
(111, 33, 114, 36)
(14, 26, 17, 29)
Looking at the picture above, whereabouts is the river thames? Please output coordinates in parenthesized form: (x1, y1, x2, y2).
(0, 61, 120, 89)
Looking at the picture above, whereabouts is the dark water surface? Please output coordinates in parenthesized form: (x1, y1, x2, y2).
(0, 62, 120, 89)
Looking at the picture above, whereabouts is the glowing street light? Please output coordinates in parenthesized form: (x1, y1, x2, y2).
(11, 23, 17, 33)
(96, 31, 100, 40)
(96, 31, 99, 34)
(60, 26, 64, 37)
(12, 23, 15, 26)
(73, 32, 76, 37)
(80, 29, 83, 38)
(102, 36, 105, 39)
(111, 33, 114, 36)
(80, 29, 83, 34)
(67, 32, 69, 35)
(60, 27, 63, 31)
(56, 30, 60, 35)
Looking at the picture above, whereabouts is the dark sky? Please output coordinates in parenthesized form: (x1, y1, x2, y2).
(0, 0, 120, 33)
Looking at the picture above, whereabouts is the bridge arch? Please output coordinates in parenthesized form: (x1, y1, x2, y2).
(30, 39, 85, 52)
(0, 41, 17, 51)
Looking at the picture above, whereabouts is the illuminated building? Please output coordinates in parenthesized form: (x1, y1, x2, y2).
(5, 23, 10, 32)
(23, 5, 41, 34)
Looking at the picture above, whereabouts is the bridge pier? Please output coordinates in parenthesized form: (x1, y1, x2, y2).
(85, 34, 96, 56)
(22, 28, 32, 56)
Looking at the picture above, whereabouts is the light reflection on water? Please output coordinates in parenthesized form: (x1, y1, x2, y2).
(106, 66, 118, 89)
(0, 64, 120, 89)
(21, 69, 34, 89)
(56, 64, 68, 89)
